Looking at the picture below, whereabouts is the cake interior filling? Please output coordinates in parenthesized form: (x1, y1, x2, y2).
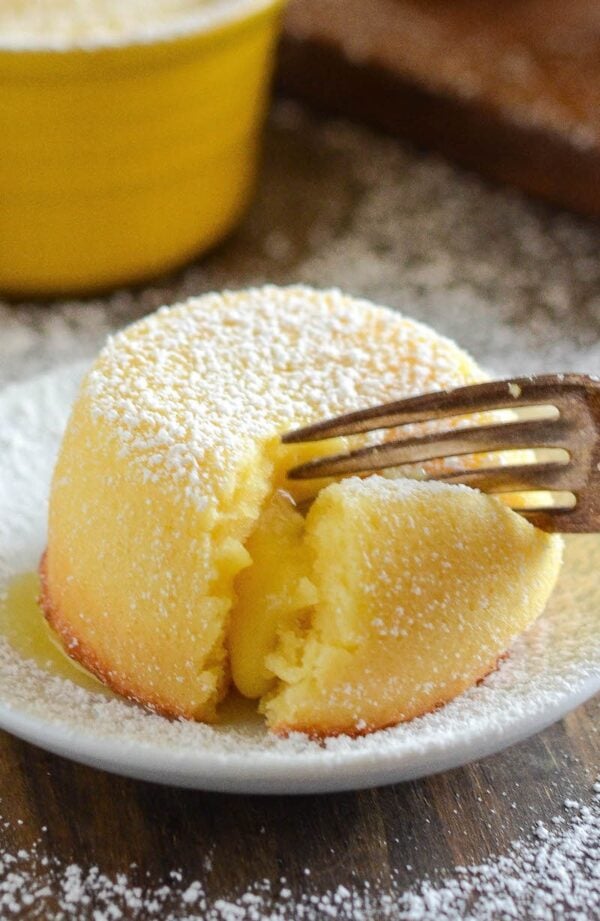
(227, 435, 348, 704)
(229, 489, 319, 701)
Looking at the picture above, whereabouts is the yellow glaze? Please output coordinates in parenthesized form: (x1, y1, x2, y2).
(0, 2, 283, 297)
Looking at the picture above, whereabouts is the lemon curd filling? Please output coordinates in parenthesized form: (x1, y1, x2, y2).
(42, 286, 563, 736)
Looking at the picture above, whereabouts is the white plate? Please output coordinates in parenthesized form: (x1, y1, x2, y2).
(0, 364, 599, 794)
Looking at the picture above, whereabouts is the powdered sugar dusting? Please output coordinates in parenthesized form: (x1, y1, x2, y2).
(0, 363, 598, 793)
(81, 286, 483, 507)
(0, 781, 598, 917)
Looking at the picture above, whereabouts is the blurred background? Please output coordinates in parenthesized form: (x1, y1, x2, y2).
(1, 0, 599, 393)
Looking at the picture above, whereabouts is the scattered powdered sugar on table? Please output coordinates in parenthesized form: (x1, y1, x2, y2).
(0, 781, 598, 918)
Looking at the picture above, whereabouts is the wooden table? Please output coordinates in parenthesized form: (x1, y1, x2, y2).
(0, 697, 598, 910)
(0, 100, 598, 918)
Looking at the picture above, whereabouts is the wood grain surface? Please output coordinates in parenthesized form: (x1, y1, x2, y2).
(0, 102, 599, 918)
(279, 0, 600, 215)
(0, 697, 597, 915)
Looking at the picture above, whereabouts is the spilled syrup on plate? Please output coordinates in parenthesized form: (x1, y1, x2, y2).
(0, 572, 111, 695)
(0, 572, 261, 725)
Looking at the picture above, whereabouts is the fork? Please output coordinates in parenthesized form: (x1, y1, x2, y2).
(282, 373, 600, 532)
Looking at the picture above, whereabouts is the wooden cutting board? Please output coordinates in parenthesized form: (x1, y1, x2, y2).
(278, 0, 600, 216)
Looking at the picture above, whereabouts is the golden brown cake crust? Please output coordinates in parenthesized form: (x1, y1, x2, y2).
(40, 544, 504, 734)
(38, 551, 189, 720)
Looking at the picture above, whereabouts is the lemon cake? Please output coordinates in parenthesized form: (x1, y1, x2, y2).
(41, 286, 563, 734)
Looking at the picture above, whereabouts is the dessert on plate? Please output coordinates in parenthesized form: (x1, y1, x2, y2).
(41, 286, 562, 736)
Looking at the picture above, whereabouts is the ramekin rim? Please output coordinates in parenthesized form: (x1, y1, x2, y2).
(0, 0, 281, 54)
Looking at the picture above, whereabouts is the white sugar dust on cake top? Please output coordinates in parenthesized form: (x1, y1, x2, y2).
(41, 285, 562, 736)
(83, 285, 482, 507)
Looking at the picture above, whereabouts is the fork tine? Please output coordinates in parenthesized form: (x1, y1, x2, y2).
(282, 374, 587, 444)
(428, 460, 579, 493)
(287, 417, 570, 480)
(516, 508, 576, 530)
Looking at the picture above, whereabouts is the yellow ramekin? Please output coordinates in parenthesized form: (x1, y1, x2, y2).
(0, 1, 284, 298)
